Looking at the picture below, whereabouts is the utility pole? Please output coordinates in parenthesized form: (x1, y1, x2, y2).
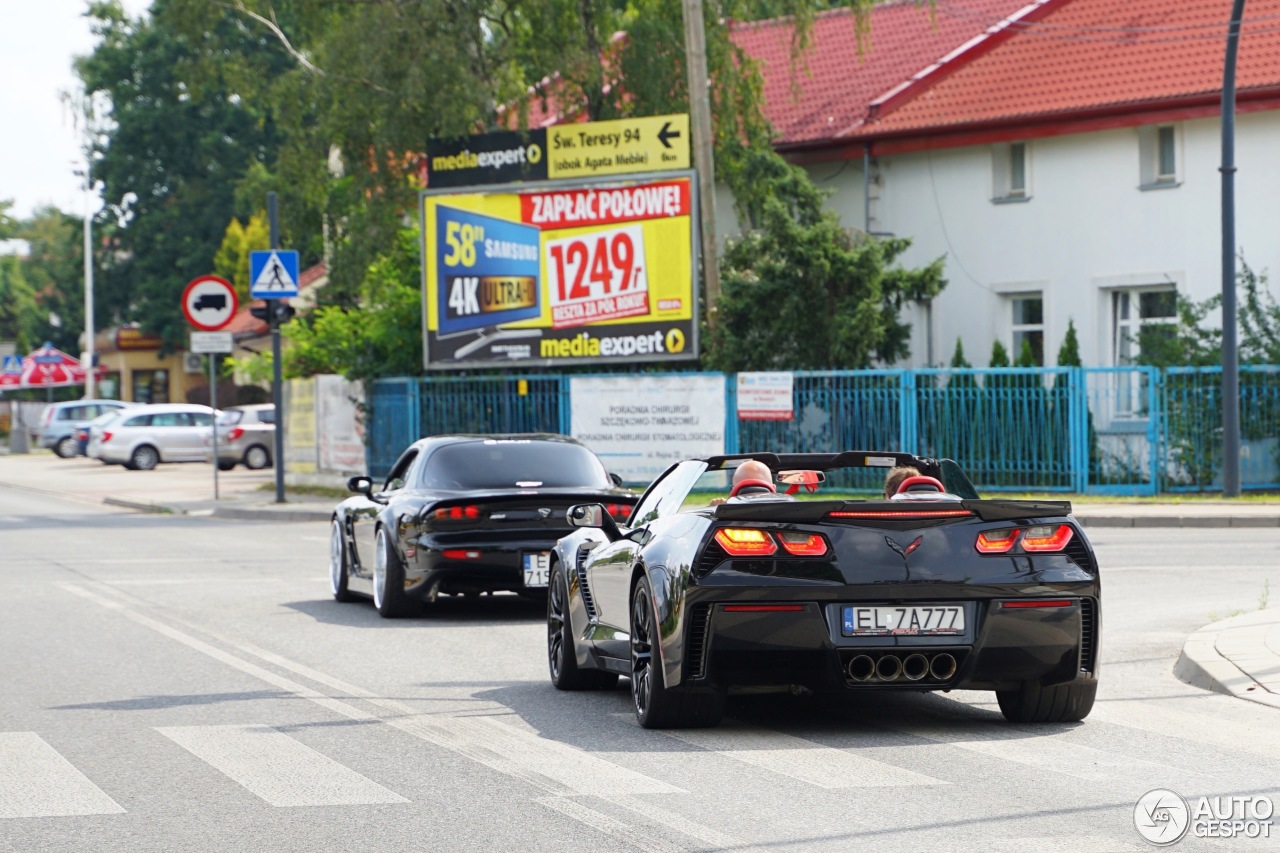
(1220, 0, 1247, 497)
(83, 170, 95, 400)
(681, 0, 720, 327)
(269, 192, 286, 504)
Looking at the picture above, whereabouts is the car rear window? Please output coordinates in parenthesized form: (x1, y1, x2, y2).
(424, 440, 610, 490)
(217, 410, 244, 426)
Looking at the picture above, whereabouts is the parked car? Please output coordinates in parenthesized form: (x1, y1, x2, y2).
(88, 403, 219, 470)
(74, 409, 134, 457)
(36, 400, 132, 458)
(549, 451, 1100, 729)
(202, 404, 276, 471)
(329, 434, 638, 617)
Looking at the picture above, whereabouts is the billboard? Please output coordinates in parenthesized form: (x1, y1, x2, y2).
(422, 172, 698, 368)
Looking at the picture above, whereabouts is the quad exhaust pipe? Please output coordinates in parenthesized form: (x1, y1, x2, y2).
(845, 651, 960, 683)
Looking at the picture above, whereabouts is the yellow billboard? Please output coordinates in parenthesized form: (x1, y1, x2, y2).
(422, 172, 698, 368)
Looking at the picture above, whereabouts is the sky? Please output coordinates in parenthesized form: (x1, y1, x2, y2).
(0, 1, 152, 221)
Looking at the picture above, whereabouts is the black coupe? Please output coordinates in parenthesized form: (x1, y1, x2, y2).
(547, 451, 1100, 728)
(330, 434, 637, 617)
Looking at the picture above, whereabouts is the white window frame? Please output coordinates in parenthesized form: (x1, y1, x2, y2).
(1008, 292, 1045, 366)
(992, 141, 1030, 202)
(1109, 285, 1178, 416)
(1138, 124, 1181, 189)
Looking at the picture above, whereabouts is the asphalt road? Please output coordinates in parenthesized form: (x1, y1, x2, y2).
(2, 484, 1278, 852)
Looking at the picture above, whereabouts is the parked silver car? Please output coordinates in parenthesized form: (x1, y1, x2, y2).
(36, 399, 132, 458)
(203, 404, 276, 470)
(88, 403, 219, 470)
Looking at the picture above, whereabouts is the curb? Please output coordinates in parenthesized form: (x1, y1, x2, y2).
(102, 496, 178, 514)
(1174, 612, 1280, 710)
(210, 504, 331, 523)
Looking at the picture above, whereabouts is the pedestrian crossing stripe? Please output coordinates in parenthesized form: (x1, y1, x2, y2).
(249, 250, 299, 298)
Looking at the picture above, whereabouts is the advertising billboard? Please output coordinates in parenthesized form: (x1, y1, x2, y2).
(421, 171, 698, 368)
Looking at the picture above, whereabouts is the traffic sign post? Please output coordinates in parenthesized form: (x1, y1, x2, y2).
(182, 276, 239, 501)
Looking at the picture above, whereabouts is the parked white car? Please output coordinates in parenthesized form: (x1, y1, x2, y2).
(88, 403, 219, 470)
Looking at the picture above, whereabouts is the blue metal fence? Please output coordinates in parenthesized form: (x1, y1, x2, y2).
(364, 366, 1280, 494)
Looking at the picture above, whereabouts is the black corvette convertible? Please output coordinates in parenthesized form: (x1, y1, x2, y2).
(547, 451, 1100, 728)
(330, 434, 637, 617)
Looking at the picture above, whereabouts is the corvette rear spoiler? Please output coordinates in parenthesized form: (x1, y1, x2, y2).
(713, 499, 1073, 524)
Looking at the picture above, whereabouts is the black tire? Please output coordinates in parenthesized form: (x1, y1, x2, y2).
(54, 436, 78, 458)
(243, 445, 271, 469)
(329, 518, 356, 603)
(372, 526, 414, 618)
(217, 459, 237, 472)
(129, 445, 160, 471)
(630, 576, 723, 729)
(547, 563, 617, 691)
(997, 679, 1097, 723)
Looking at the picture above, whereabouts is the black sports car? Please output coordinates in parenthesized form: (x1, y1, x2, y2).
(330, 434, 638, 617)
(547, 451, 1100, 728)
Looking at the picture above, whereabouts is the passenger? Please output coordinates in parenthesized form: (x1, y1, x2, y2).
(710, 459, 775, 506)
(883, 465, 922, 498)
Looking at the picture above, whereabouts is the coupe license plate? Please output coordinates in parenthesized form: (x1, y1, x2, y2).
(842, 605, 965, 637)
(522, 552, 551, 588)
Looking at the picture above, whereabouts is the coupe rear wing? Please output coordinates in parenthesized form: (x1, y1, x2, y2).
(713, 498, 1073, 524)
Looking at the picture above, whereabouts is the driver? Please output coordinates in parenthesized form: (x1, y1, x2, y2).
(710, 459, 774, 506)
(883, 465, 922, 498)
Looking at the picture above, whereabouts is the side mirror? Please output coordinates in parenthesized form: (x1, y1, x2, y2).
(566, 503, 621, 541)
(347, 475, 374, 497)
(609, 472, 624, 487)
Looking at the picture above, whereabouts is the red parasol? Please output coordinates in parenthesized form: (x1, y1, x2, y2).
(0, 343, 105, 390)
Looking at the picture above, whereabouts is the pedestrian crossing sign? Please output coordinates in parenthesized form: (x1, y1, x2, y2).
(2, 354, 22, 375)
(249, 250, 300, 298)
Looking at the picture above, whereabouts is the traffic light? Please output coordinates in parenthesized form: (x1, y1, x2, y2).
(250, 300, 297, 328)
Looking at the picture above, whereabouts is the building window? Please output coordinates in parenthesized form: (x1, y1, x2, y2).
(1139, 125, 1180, 188)
(1113, 289, 1177, 365)
(1010, 293, 1044, 365)
(131, 369, 170, 404)
(992, 142, 1029, 201)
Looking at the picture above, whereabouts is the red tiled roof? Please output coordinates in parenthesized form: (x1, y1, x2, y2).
(863, 0, 1280, 138)
(730, 0, 1034, 147)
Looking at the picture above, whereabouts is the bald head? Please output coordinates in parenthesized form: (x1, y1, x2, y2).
(732, 460, 772, 487)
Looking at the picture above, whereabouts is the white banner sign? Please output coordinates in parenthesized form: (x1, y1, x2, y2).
(737, 371, 794, 420)
(189, 331, 233, 354)
(571, 375, 725, 484)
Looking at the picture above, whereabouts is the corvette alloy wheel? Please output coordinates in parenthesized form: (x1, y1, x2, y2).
(373, 528, 389, 610)
(548, 568, 568, 683)
(630, 582, 656, 718)
(329, 519, 353, 602)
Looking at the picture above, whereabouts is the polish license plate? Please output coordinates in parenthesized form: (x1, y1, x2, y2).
(842, 605, 965, 637)
(522, 552, 551, 587)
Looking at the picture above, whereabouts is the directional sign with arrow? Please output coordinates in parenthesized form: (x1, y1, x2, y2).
(657, 120, 682, 149)
(547, 113, 689, 179)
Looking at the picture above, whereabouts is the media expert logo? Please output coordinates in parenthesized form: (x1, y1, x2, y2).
(431, 142, 542, 175)
(1134, 789, 1274, 845)
(539, 328, 686, 360)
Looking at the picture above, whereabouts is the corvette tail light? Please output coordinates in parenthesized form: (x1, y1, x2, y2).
(442, 549, 482, 560)
(714, 528, 777, 557)
(434, 505, 482, 521)
(606, 503, 632, 521)
(1000, 599, 1073, 608)
(101, 431, 113, 443)
(976, 527, 1020, 554)
(776, 532, 828, 556)
(829, 509, 972, 519)
(1020, 524, 1074, 552)
(722, 604, 806, 612)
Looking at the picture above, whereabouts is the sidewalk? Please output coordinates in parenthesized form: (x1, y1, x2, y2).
(1175, 608, 1280, 710)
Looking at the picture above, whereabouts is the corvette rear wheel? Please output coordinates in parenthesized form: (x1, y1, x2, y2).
(630, 576, 723, 729)
(996, 679, 1097, 723)
(547, 563, 617, 691)
(329, 519, 355, 603)
(373, 526, 414, 618)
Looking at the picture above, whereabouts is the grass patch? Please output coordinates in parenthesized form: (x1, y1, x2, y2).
(256, 482, 349, 500)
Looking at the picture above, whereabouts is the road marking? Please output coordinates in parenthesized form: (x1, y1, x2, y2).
(56, 582, 728, 848)
(536, 797, 688, 853)
(0, 732, 125, 818)
(666, 725, 946, 789)
(1099, 698, 1280, 761)
(890, 721, 1178, 782)
(156, 725, 407, 807)
(985, 837, 1144, 852)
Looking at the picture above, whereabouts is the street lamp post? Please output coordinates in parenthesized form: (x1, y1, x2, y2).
(1220, 0, 1247, 497)
(83, 166, 95, 401)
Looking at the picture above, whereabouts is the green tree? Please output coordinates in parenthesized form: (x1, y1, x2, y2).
(213, 212, 271, 304)
(78, 0, 292, 348)
(16, 207, 87, 354)
(0, 199, 16, 239)
(0, 256, 41, 352)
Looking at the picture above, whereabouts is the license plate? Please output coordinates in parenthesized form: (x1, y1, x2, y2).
(842, 605, 965, 637)
(522, 552, 551, 588)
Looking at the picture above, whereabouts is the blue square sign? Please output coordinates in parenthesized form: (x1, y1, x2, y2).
(250, 250, 300, 298)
